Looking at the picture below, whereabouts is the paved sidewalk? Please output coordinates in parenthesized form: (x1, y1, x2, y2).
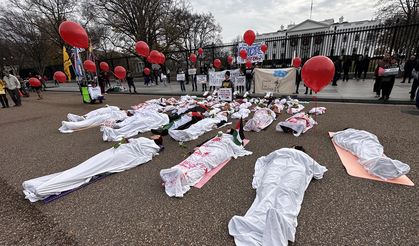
(46, 77, 417, 104)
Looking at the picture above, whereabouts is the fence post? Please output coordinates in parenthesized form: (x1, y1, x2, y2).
(330, 26, 337, 57)
(389, 21, 400, 55)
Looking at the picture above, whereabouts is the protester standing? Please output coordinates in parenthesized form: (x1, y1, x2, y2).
(245, 64, 253, 92)
(342, 57, 351, 82)
(221, 71, 234, 94)
(126, 71, 137, 94)
(177, 68, 186, 92)
(378, 53, 397, 101)
(410, 62, 419, 101)
(354, 55, 363, 80)
(373, 65, 381, 98)
(208, 64, 215, 91)
(361, 55, 370, 80)
(200, 67, 207, 92)
(98, 72, 106, 94)
(3, 70, 22, 106)
(401, 55, 417, 83)
(295, 67, 302, 94)
(0, 73, 10, 108)
(332, 58, 342, 86)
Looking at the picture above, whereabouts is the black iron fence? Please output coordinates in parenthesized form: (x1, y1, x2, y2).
(25, 22, 419, 79)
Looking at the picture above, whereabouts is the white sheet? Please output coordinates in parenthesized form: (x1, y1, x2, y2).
(169, 113, 228, 142)
(276, 112, 317, 137)
(160, 134, 252, 197)
(244, 108, 276, 132)
(59, 110, 127, 133)
(332, 128, 410, 180)
(102, 109, 169, 141)
(228, 148, 327, 246)
(232, 108, 251, 119)
(22, 137, 160, 202)
(67, 105, 120, 122)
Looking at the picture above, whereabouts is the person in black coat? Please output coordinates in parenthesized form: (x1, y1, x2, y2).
(332, 58, 342, 86)
(361, 55, 370, 80)
(402, 55, 417, 83)
(342, 57, 351, 82)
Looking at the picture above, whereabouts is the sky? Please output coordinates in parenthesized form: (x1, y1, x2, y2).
(190, 0, 377, 42)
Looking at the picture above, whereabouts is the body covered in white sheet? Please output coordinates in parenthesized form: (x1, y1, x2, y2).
(101, 109, 169, 141)
(23, 137, 160, 202)
(244, 108, 276, 132)
(332, 128, 410, 180)
(59, 109, 127, 133)
(228, 148, 327, 246)
(276, 112, 317, 137)
(67, 105, 120, 122)
(168, 112, 228, 142)
(160, 134, 252, 197)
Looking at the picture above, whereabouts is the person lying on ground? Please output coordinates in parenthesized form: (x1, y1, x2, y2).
(67, 105, 121, 122)
(23, 136, 163, 202)
(228, 146, 327, 246)
(168, 111, 229, 142)
(101, 109, 169, 141)
(244, 108, 276, 132)
(160, 131, 252, 198)
(59, 109, 127, 133)
(331, 128, 410, 180)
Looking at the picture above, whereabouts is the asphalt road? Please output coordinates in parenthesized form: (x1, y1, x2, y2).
(0, 92, 418, 245)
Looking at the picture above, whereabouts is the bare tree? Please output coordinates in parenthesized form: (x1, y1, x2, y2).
(376, 0, 419, 24)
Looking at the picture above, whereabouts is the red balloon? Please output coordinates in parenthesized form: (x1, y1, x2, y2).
(144, 67, 151, 76)
(246, 60, 252, 68)
(160, 53, 166, 64)
(135, 41, 150, 57)
(227, 55, 233, 64)
(198, 48, 203, 55)
(239, 49, 247, 60)
(301, 56, 335, 93)
(114, 66, 126, 80)
(378, 67, 385, 76)
(213, 59, 221, 68)
(190, 53, 197, 63)
(149, 50, 160, 64)
(243, 30, 256, 46)
(99, 62, 109, 72)
(261, 44, 268, 53)
(53, 71, 66, 83)
(59, 21, 89, 48)
(292, 57, 302, 68)
(28, 78, 42, 87)
(83, 60, 96, 73)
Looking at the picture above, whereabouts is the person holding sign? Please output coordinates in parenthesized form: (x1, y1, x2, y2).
(177, 68, 186, 92)
(221, 71, 234, 92)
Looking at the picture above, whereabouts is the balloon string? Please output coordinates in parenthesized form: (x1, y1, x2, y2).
(312, 95, 318, 172)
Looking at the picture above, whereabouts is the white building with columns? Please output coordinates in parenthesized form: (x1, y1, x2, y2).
(256, 17, 381, 60)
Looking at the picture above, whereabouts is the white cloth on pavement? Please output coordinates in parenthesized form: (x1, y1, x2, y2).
(102, 109, 169, 141)
(22, 137, 160, 202)
(244, 108, 276, 132)
(276, 112, 317, 137)
(169, 113, 228, 142)
(59, 110, 127, 133)
(309, 107, 326, 115)
(160, 134, 252, 197)
(228, 148, 327, 246)
(332, 128, 410, 180)
(232, 108, 251, 119)
(67, 106, 120, 122)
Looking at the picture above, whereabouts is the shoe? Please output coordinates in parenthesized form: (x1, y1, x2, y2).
(378, 97, 384, 100)
(374, 95, 380, 98)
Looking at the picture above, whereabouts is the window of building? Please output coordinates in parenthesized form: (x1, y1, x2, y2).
(354, 34, 360, 41)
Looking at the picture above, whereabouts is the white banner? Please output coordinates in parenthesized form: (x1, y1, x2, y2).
(177, 74, 185, 81)
(218, 88, 233, 101)
(196, 75, 207, 84)
(254, 68, 295, 95)
(237, 42, 265, 64)
(209, 69, 240, 87)
(234, 76, 246, 86)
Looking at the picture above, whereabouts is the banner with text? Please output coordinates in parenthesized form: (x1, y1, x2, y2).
(208, 69, 240, 87)
(254, 68, 295, 95)
(218, 88, 233, 101)
(237, 42, 265, 64)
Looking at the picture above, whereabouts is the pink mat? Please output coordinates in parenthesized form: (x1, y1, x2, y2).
(194, 139, 250, 189)
(329, 132, 414, 186)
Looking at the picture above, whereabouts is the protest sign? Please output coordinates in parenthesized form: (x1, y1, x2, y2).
(209, 69, 240, 87)
(236, 42, 265, 64)
(218, 88, 233, 101)
(196, 75, 207, 84)
(177, 74, 185, 81)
